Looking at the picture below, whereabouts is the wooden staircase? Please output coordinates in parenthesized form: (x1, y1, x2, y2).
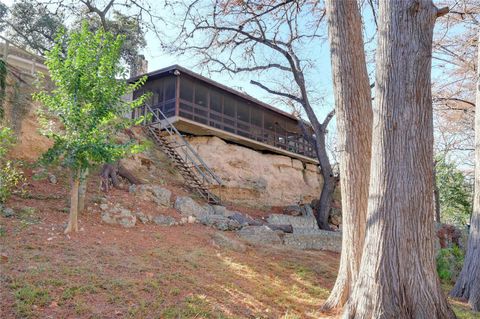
(140, 104, 223, 204)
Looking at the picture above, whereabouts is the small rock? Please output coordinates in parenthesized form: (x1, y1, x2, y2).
(2, 207, 15, 218)
(187, 216, 196, 224)
(129, 184, 137, 193)
(284, 205, 303, 216)
(211, 232, 247, 252)
(48, 174, 57, 184)
(135, 211, 151, 224)
(329, 208, 342, 226)
(179, 217, 188, 225)
(152, 215, 176, 226)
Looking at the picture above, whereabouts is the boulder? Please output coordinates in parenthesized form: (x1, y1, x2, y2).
(152, 215, 176, 226)
(267, 214, 317, 229)
(133, 185, 172, 207)
(211, 205, 235, 217)
(229, 212, 263, 227)
(101, 205, 136, 228)
(283, 231, 342, 253)
(210, 232, 247, 252)
(198, 215, 241, 231)
(174, 196, 213, 218)
(265, 224, 293, 233)
(237, 226, 284, 245)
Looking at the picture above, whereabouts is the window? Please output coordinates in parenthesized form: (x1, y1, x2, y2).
(180, 78, 194, 102)
(179, 103, 193, 113)
(210, 90, 223, 113)
(264, 111, 276, 132)
(237, 102, 250, 123)
(164, 77, 176, 100)
(223, 95, 236, 118)
(251, 107, 263, 127)
(195, 84, 208, 108)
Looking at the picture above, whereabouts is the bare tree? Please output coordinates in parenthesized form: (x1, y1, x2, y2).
(322, 0, 372, 310)
(344, 1, 455, 317)
(450, 28, 480, 312)
(169, 0, 336, 229)
(433, 0, 479, 169)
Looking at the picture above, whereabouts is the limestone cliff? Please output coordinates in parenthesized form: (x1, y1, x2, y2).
(186, 136, 322, 208)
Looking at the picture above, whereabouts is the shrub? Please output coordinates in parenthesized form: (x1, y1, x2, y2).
(0, 126, 24, 203)
(436, 245, 465, 283)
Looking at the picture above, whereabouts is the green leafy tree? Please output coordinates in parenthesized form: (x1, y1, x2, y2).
(436, 155, 473, 226)
(34, 22, 148, 233)
(1, 0, 66, 55)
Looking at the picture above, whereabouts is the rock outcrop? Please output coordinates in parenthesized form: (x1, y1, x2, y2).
(186, 136, 322, 207)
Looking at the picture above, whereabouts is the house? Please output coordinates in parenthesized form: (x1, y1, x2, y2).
(130, 65, 317, 164)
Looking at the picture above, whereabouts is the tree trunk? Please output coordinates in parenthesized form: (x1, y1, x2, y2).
(315, 130, 335, 230)
(323, 0, 372, 310)
(77, 168, 88, 214)
(345, 1, 456, 318)
(64, 169, 80, 234)
(450, 29, 480, 312)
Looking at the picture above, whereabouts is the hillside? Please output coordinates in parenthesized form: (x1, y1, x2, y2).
(1, 161, 340, 319)
(0, 145, 477, 319)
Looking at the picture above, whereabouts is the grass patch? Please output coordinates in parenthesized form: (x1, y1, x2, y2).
(14, 284, 51, 317)
(61, 284, 99, 301)
(162, 295, 229, 319)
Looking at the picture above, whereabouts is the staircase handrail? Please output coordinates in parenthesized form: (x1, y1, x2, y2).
(142, 103, 223, 186)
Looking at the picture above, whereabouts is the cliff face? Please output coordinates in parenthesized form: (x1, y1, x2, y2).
(186, 136, 322, 208)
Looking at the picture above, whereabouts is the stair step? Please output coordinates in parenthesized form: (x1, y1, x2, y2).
(142, 119, 222, 205)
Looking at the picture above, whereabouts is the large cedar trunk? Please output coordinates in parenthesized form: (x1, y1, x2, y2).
(323, 0, 372, 310)
(450, 30, 480, 312)
(64, 169, 80, 234)
(345, 1, 455, 318)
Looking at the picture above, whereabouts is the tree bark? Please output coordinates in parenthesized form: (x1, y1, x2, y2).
(323, 0, 372, 310)
(345, 1, 456, 318)
(64, 169, 80, 234)
(450, 29, 480, 312)
(77, 168, 88, 214)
